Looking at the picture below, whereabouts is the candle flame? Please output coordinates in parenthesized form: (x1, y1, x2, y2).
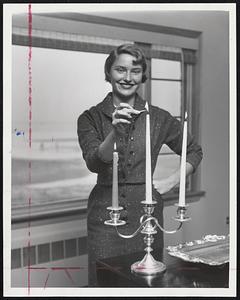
(185, 111, 188, 120)
(145, 101, 149, 111)
(114, 142, 117, 151)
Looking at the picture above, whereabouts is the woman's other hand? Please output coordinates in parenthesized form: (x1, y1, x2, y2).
(153, 162, 194, 195)
(153, 178, 177, 195)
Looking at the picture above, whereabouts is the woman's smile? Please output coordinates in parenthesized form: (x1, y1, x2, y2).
(118, 82, 135, 89)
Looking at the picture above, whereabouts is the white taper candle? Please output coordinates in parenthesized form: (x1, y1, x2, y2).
(112, 142, 119, 209)
(179, 112, 188, 207)
(145, 102, 152, 203)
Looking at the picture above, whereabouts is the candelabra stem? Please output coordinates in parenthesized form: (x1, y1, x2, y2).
(131, 203, 166, 275)
(131, 233, 166, 275)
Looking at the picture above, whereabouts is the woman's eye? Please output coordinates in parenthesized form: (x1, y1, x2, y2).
(115, 67, 125, 73)
(132, 69, 142, 74)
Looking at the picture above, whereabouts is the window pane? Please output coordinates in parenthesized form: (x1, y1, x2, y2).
(153, 154, 180, 182)
(151, 81, 181, 116)
(12, 46, 110, 209)
(151, 59, 181, 80)
(12, 46, 110, 137)
(153, 153, 190, 192)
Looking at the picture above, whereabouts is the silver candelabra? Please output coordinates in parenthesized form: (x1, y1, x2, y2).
(104, 200, 190, 275)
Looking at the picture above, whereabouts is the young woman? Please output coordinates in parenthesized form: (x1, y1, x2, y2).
(77, 44, 203, 286)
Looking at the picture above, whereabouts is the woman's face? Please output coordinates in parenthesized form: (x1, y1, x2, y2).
(110, 53, 143, 101)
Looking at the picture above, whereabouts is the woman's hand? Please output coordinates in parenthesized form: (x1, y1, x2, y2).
(153, 178, 177, 195)
(153, 162, 194, 195)
(98, 103, 144, 162)
(112, 103, 143, 134)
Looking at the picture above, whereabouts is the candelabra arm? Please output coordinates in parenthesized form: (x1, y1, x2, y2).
(115, 215, 183, 238)
(154, 217, 183, 234)
(115, 217, 155, 239)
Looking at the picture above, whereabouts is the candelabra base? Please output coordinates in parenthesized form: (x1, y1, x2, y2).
(131, 252, 166, 275)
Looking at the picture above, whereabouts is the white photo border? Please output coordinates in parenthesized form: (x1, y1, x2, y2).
(3, 2, 236, 297)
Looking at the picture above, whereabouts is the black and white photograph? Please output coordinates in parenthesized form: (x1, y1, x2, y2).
(3, 2, 236, 297)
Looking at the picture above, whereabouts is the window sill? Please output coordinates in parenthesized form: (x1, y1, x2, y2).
(11, 191, 205, 224)
(11, 198, 88, 224)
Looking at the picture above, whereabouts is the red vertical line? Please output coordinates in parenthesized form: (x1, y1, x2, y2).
(27, 240, 31, 295)
(27, 3, 32, 296)
(44, 272, 51, 289)
(28, 267, 48, 270)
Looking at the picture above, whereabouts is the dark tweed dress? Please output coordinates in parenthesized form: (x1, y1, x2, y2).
(77, 92, 202, 286)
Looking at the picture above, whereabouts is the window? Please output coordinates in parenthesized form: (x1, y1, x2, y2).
(151, 58, 190, 193)
(136, 43, 198, 195)
(151, 58, 182, 185)
(11, 34, 135, 220)
(12, 18, 202, 221)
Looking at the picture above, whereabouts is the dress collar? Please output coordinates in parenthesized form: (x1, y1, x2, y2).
(98, 92, 147, 118)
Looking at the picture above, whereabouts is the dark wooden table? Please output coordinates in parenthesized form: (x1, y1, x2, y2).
(96, 248, 229, 287)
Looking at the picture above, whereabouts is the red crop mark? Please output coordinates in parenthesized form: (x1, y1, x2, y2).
(50, 267, 85, 270)
(28, 3, 32, 149)
(44, 272, 51, 289)
(63, 269, 76, 285)
(28, 267, 85, 271)
(28, 267, 85, 289)
(27, 3, 32, 296)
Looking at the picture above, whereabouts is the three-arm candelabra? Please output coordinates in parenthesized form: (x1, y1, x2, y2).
(104, 201, 190, 275)
(104, 104, 190, 276)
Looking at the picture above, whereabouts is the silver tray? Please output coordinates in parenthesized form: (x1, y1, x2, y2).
(166, 234, 229, 266)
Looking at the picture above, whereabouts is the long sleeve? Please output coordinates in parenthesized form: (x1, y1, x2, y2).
(77, 109, 112, 174)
